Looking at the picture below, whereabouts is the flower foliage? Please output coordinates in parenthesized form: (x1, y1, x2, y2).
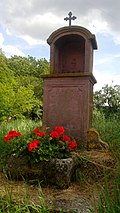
(4, 126, 77, 163)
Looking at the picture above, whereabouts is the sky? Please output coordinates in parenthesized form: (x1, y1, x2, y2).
(0, 0, 120, 90)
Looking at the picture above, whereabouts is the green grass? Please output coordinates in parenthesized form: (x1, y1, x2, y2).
(0, 175, 49, 213)
(96, 169, 120, 213)
(92, 112, 120, 212)
(93, 113, 120, 161)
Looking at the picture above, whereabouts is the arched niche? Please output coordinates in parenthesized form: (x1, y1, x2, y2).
(47, 26, 97, 74)
(55, 34, 85, 73)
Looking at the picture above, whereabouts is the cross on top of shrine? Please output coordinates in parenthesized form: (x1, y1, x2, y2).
(64, 12, 77, 26)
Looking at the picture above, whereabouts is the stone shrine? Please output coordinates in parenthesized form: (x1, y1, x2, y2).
(43, 13, 97, 146)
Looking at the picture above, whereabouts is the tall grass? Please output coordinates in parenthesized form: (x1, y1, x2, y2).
(93, 111, 120, 212)
(96, 167, 120, 213)
(93, 111, 120, 161)
(0, 173, 49, 213)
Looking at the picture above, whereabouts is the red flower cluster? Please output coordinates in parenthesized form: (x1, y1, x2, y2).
(28, 139, 39, 151)
(50, 131, 59, 139)
(4, 130, 21, 142)
(49, 126, 77, 151)
(68, 141, 77, 151)
(32, 129, 45, 137)
(4, 126, 77, 159)
(50, 126, 65, 139)
(62, 135, 71, 142)
(54, 126, 64, 135)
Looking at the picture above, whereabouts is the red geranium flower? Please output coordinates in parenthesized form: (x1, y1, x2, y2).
(8, 130, 21, 137)
(50, 131, 59, 139)
(32, 129, 40, 133)
(68, 141, 77, 151)
(4, 130, 21, 142)
(37, 132, 45, 137)
(54, 126, 64, 135)
(28, 139, 39, 151)
(32, 129, 45, 137)
(9, 130, 17, 135)
(4, 135, 11, 142)
(62, 135, 71, 142)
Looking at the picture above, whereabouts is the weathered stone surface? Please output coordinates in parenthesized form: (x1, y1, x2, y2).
(47, 197, 93, 213)
(43, 75, 96, 145)
(87, 128, 109, 151)
(5, 155, 79, 189)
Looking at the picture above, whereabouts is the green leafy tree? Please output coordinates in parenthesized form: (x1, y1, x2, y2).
(0, 52, 46, 121)
(7, 55, 50, 99)
(94, 84, 120, 118)
(12, 85, 38, 119)
(0, 83, 15, 121)
(7, 55, 49, 77)
(0, 52, 16, 121)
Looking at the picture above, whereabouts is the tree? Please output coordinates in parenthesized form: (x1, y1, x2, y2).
(0, 52, 46, 121)
(7, 55, 50, 100)
(94, 84, 120, 118)
(0, 52, 16, 121)
(7, 55, 50, 77)
(12, 85, 39, 119)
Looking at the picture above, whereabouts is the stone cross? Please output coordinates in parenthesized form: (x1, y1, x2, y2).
(64, 12, 77, 26)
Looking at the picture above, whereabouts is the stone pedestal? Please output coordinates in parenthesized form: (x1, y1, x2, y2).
(43, 73, 96, 143)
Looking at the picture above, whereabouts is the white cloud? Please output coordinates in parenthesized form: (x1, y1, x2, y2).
(94, 53, 118, 66)
(94, 57, 111, 66)
(33, 13, 63, 25)
(94, 70, 120, 91)
(88, 20, 108, 35)
(112, 34, 120, 45)
(6, 28, 12, 36)
(0, 32, 25, 57)
(19, 35, 46, 46)
(3, 45, 25, 57)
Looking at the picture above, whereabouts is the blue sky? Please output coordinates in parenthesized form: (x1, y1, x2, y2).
(0, 0, 120, 90)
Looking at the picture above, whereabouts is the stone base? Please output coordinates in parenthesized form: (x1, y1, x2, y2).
(5, 155, 79, 189)
(43, 74, 96, 146)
